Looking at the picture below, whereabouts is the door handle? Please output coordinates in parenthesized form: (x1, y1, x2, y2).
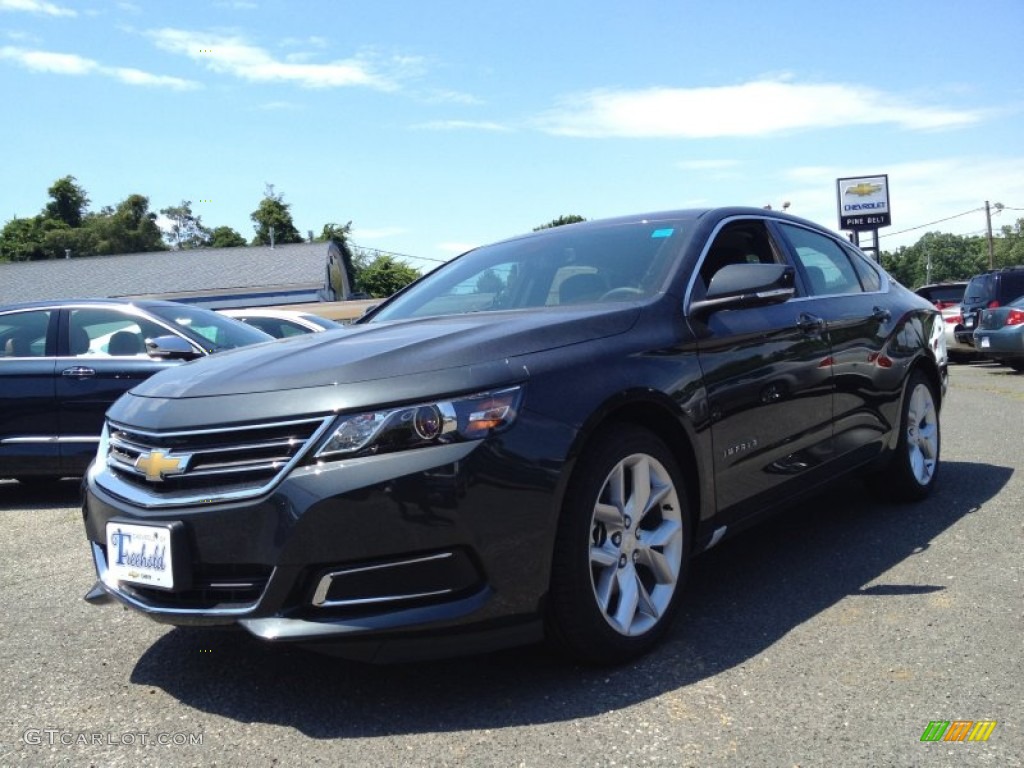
(61, 366, 96, 378)
(872, 306, 892, 322)
(797, 313, 825, 333)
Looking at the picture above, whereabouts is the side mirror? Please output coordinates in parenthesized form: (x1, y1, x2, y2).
(689, 263, 796, 319)
(146, 335, 202, 361)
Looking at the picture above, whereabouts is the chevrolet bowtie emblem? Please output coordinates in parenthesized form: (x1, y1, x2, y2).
(135, 450, 187, 482)
(845, 183, 883, 197)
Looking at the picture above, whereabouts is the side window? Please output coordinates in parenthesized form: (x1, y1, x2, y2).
(698, 220, 784, 292)
(778, 223, 863, 296)
(843, 243, 882, 292)
(68, 308, 168, 358)
(0, 310, 52, 358)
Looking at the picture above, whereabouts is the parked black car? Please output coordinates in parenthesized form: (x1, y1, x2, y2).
(0, 299, 272, 483)
(956, 267, 1024, 347)
(82, 208, 945, 665)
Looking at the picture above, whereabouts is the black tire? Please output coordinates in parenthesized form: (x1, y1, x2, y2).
(1006, 360, 1024, 372)
(547, 424, 691, 665)
(868, 370, 940, 502)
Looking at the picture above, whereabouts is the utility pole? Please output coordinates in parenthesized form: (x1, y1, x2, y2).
(985, 201, 995, 269)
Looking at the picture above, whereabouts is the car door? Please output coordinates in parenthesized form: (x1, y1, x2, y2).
(0, 308, 59, 477)
(55, 306, 187, 474)
(772, 221, 897, 468)
(690, 217, 834, 524)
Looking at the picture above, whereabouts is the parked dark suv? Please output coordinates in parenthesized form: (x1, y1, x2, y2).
(956, 267, 1024, 347)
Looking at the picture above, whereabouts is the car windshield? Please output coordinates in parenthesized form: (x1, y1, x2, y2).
(148, 304, 272, 350)
(367, 218, 692, 322)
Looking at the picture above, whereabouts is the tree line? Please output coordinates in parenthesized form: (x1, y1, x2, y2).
(5, 177, 1020, 296)
(0, 176, 425, 298)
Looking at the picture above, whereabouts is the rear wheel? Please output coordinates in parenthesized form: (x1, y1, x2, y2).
(547, 425, 691, 665)
(869, 370, 940, 501)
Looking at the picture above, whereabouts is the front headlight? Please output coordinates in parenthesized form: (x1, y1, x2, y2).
(314, 386, 523, 460)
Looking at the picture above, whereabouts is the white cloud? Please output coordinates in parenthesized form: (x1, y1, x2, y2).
(414, 120, 512, 132)
(0, 46, 95, 74)
(0, 0, 75, 17)
(148, 28, 397, 90)
(110, 66, 197, 90)
(536, 79, 984, 138)
(0, 45, 200, 89)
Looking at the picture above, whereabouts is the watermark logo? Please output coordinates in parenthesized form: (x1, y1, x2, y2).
(920, 720, 997, 742)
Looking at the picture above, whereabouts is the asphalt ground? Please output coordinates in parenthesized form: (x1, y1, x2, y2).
(0, 360, 1021, 768)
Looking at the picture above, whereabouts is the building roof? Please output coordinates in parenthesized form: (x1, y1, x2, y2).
(0, 242, 327, 306)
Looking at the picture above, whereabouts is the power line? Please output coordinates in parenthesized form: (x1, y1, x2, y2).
(877, 207, 985, 239)
(878, 203, 1022, 241)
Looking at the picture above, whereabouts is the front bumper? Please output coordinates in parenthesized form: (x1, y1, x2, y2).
(82, 425, 567, 660)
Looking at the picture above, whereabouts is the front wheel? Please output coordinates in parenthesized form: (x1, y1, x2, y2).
(547, 425, 691, 665)
(869, 370, 940, 502)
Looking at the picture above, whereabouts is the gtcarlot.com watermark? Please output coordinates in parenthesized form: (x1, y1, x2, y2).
(23, 728, 203, 747)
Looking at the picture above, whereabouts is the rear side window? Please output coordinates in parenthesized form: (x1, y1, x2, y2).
(998, 272, 1024, 302)
(843, 244, 882, 292)
(777, 223, 864, 296)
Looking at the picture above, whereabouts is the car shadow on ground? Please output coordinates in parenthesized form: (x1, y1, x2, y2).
(129, 460, 1012, 737)
(0, 478, 81, 511)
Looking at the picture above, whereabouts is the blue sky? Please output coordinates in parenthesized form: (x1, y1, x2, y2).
(1, 0, 1022, 270)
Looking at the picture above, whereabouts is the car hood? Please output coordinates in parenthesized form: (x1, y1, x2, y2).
(130, 305, 641, 400)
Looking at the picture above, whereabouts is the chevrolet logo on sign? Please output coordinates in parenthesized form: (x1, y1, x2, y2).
(134, 451, 188, 482)
(845, 182, 883, 197)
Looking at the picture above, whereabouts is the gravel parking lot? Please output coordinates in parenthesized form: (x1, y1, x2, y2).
(1, 361, 1021, 768)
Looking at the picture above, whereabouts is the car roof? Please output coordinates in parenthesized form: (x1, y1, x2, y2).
(0, 297, 191, 313)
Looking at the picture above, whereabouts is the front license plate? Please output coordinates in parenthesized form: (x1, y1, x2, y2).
(106, 522, 174, 589)
(980, 336, 990, 348)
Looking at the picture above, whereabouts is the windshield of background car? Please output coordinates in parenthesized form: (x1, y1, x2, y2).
(368, 219, 692, 322)
(147, 304, 272, 350)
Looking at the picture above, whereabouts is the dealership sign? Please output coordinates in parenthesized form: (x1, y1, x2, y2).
(837, 174, 891, 230)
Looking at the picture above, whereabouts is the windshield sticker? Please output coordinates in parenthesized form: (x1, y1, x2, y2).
(651, 228, 674, 239)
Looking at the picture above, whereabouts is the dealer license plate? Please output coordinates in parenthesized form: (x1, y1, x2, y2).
(980, 336, 990, 348)
(106, 522, 174, 589)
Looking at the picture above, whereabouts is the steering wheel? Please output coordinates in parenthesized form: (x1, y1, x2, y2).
(599, 287, 644, 301)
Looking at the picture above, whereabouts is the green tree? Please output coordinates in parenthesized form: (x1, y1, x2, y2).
(250, 184, 303, 246)
(208, 226, 247, 248)
(43, 175, 90, 228)
(87, 194, 166, 255)
(0, 216, 45, 261)
(533, 214, 586, 231)
(880, 231, 985, 288)
(160, 200, 211, 250)
(320, 221, 352, 243)
(993, 218, 1024, 268)
(356, 254, 420, 298)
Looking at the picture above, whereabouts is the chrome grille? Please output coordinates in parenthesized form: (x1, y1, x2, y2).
(101, 416, 331, 505)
